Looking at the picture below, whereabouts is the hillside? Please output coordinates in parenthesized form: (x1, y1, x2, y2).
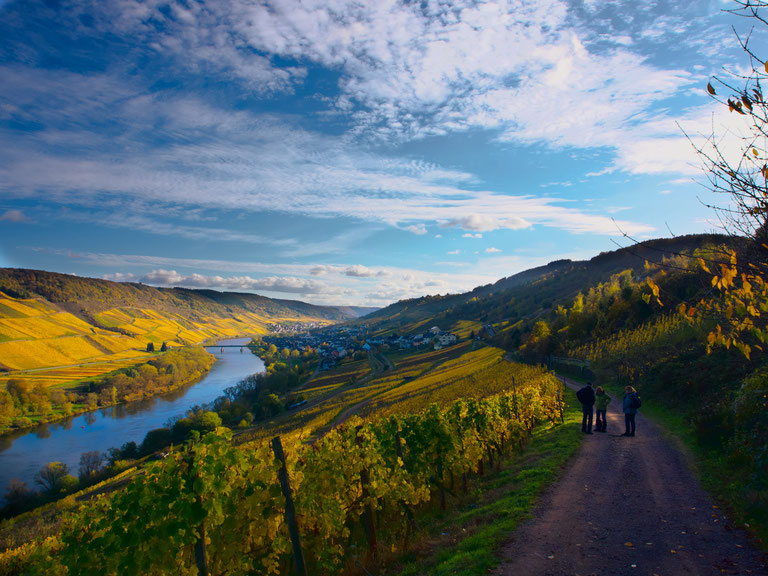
(361, 234, 741, 335)
(0, 268, 354, 386)
(0, 269, 352, 322)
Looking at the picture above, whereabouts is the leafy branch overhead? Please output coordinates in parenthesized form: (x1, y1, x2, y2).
(684, 1, 768, 358)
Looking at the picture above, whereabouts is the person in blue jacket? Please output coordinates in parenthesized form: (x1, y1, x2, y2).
(622, 385, 641, 437)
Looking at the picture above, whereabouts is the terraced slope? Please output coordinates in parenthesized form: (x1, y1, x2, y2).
(0, 269, 354, 388)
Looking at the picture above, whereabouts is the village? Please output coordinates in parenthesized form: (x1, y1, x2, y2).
(260, 324, 460, 371)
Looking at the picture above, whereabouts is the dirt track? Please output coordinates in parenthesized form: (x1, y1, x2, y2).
(493, 376, 767, 576)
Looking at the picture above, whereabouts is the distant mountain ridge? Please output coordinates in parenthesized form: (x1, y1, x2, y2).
(0, 268, 355, 323)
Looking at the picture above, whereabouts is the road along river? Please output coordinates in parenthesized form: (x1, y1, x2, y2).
(0, 337, 264, 496)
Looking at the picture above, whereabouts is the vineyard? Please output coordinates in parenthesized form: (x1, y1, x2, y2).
(2, 352, 564, 575)
(567, 313, 704, 364)
(0, 288, 326, 391)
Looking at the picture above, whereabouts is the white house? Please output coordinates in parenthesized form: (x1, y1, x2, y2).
(438, 333, 457, 346)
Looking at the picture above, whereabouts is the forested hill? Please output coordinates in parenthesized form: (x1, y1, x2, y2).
(361, 233, 742, 333)
(0, 268, 353, 323)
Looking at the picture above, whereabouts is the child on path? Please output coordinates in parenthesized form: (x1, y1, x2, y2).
(594, 386, 611, 432)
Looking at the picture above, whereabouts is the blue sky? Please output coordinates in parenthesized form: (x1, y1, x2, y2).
(0, 0, 761, 306)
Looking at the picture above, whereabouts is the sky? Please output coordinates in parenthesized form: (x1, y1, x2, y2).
(0, 0, 762, 307)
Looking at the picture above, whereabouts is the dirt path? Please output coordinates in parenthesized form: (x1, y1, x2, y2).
(493, 375, 766, 576)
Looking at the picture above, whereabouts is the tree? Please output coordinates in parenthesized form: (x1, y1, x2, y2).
(160, 341, 168, 352)
(78, 451, 104, 480)
(146, 342, 155, 353)
(139, 428, 173, 456)
(35, 461, 70, 493)
(3, 479, 34, 514)
(108, 441, 138, 464)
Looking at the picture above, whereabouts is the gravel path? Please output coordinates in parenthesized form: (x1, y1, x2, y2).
(492, 375, 767, 576)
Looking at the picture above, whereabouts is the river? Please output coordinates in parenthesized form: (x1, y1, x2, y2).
(0, 337, 264, 496)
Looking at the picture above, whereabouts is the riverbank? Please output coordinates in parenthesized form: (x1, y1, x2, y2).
(0, 347, 217, 437)
(0, 338, 265, 499)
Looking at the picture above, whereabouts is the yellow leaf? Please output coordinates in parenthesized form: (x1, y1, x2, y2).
(625, 542, 633, 547)
(707, 82, 716, 95)
(753, 148, 759, 157)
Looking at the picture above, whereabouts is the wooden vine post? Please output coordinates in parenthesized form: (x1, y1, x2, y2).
(556, 389, 564, 423)
(194, 523, 208, 576)
(356, 426, 378, 562)
(437, 457, 447, 508)
(271, 436, 308, 576)
(395, 427, 417, 533)
(511, 376, 520, 419)
(185, 447, 208, 576)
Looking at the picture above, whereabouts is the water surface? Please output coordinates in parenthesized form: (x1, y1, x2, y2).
(0, 338, 264, 494)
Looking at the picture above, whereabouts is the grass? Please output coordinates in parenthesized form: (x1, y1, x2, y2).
(385, 398, 582, 576)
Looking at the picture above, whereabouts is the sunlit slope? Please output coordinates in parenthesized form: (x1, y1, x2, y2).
(361, 234, 738, 336)
(254, 341, 555, 447)
(0, 268, 354, 385)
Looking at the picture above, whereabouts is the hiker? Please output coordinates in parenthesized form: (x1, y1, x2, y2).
(576, 381, 595, 434)
(622, 386, 641, 437)
(594, 386, 611, 432)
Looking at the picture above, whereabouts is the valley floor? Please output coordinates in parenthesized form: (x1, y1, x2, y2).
(492, 376, 766, 576)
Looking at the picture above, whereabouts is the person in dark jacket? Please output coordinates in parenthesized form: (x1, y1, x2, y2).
(622, 385, 640, 436)
(576, 382, 596, 434)
(594, 386, 611, 432)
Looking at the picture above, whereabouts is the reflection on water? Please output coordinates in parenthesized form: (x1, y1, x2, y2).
(0, 338, 264, 495)
(35, 424, 51, 440)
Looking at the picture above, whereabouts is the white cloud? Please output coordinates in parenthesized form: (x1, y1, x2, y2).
(462, 233, 483, 239)
(141, 269, 331, 295)
(101, 272, 136, 282)
(485, 247, 502, 253)
(444, 214, 531, 232)
(404, 223, 428, 235)
(0, 79, 655, 237)
(0, 209, 28, 222)
(447, 249, 460, 255)
(33, 0, 710, 173)
(344, 265, 385, 278)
